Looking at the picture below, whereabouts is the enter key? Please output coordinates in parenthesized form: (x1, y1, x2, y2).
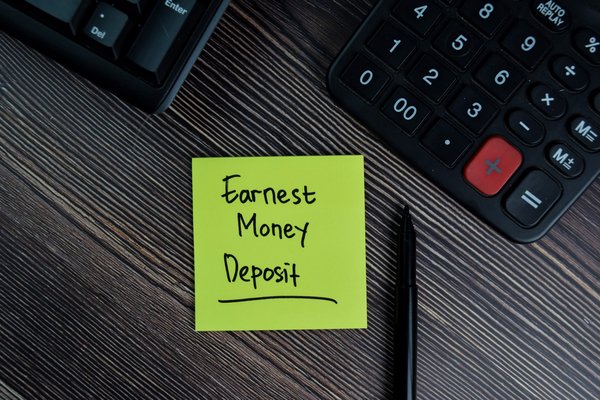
(127, 0, 199, 80)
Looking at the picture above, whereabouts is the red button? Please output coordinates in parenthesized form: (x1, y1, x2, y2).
(464, 136, 522, 196)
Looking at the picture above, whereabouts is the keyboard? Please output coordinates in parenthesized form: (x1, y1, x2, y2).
(328, 0, 600, 243)
(0, 0, 229, 113)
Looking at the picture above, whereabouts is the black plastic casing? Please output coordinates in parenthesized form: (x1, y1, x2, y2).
(328, 0, 600, 243)
(0, 0, 230, 113)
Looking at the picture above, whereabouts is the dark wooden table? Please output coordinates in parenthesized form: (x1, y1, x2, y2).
(1, 1, 599, 399)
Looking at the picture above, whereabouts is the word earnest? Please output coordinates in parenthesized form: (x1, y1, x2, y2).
(222, 174, 317, 205)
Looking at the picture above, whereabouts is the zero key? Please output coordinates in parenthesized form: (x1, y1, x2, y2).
(341, 55, 390, 102)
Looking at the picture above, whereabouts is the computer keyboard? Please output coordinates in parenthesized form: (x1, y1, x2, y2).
(328, 0, 600, 243)
(0, 0, 229, 112)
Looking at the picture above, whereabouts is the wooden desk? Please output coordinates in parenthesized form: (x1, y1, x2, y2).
(1, 1, 598, 399)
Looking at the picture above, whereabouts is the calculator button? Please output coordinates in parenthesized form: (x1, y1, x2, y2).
(550, 56, 589, 92)
(474, 54, 524, 102)
(547, 143, 584, 178)
(505, 170, 561, 227)
(459, 0, 508, 37)
(407, 54, 456, 102)
(569, 116, 599, 151)
(341, 55, 389, 102)
(393, 0, 442, 37)
(529, 84, 566, 119)
(433, 21, 483, 69)
(448, 86, 497, 134)
(531, 0, 570, 32)
(500, 21, 550, 70)
(593, 91, 600, 114)
(420, 120, 471, 167)
(464, 136, 522, 196)
(381, 87, 431, 135)
(367, 22, 416, 69)
(573, 29, 600, 65)
(506, 110, 545, 145)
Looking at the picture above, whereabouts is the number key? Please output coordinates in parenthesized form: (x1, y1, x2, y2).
(407, 54, 456, 102)
(381, 87, 430, 135)
(501, 21, 550, 70)
(460, 0, 508, 37)
(340, 54, 390, 102)
(434, 21, 483, 69)
(393, 0, 442, 37)
(448, 86, 497, 134)
(367, 22, 416, 69)
(474, 54, 524, 102)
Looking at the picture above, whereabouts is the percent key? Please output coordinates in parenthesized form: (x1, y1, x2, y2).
(575, 28, 600, 65)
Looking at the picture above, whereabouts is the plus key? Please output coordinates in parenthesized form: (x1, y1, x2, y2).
(464, 136, 523, 196)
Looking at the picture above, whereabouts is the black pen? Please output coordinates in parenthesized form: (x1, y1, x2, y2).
(395, 206, 417, 400)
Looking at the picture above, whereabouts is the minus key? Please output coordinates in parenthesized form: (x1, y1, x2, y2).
(506, 110, 545, 145)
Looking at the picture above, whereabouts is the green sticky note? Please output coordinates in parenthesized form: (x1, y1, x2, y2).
(192, 155, 366, 331)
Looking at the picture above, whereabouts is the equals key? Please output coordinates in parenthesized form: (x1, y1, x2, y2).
(128, 0, 199, 81)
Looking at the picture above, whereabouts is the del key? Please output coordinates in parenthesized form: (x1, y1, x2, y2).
(128, 0, 197, 79)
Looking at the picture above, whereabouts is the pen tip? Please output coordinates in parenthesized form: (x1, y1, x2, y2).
(402, 205, 411, 220)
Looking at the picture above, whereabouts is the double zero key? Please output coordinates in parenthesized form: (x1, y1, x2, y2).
(381, 87, 430, 135)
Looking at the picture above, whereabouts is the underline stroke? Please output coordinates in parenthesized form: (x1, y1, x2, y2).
(218, 295, 338, 304)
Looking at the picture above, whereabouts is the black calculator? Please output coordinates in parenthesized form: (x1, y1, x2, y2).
(328, 0, 600, 243)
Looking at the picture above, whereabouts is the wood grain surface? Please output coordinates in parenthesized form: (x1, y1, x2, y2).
(1, 1, 599, 399)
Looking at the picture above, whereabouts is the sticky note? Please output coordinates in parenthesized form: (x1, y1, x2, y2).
(192, 155, 366, 331)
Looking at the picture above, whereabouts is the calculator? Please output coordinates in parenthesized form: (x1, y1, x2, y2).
(328, 0, 600, 243)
